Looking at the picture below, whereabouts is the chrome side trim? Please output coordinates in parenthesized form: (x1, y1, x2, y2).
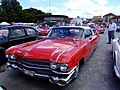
(55, 46, 73, 62)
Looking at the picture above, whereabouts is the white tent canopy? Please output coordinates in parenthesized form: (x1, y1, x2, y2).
(70, 18, 83, 26)
(0, 22, 10, 25)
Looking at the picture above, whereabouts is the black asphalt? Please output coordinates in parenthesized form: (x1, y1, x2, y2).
(0, 29, 120, 90)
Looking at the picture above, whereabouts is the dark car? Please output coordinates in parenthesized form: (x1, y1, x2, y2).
(0, 25, 40, 65)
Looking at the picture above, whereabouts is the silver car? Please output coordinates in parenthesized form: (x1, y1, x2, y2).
(112, 38, 120, 78)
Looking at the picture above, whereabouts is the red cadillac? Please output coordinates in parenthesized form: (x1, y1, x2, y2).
(6, 26, 100, 86)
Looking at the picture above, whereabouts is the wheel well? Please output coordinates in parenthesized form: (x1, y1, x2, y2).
(79, 57, 84, 65)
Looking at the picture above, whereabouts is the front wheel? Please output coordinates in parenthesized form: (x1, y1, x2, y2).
(73, 62, 80, 79)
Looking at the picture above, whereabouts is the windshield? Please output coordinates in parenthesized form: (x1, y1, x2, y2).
(48, 27, 83, 40)
(0, 29, 9, 38)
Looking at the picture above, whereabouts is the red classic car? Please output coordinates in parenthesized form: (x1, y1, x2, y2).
(6, 26, 100, 86)
(96, 26, 105, 34)
(89, 24, 105, 34)
(37, 26, 51, 35)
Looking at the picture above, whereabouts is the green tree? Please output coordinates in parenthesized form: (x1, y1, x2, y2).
(23, 8, 46, 22)
(19, 10, 35, 23)
(0, 0, 52, 23)
(24, 8, 45, 16)
(0, 10, 8, 22)
(0, 0, 22, 22)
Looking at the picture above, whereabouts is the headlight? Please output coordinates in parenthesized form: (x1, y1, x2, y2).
(50, 63, 58, 70)
(6, 54, 9, 58)
(9, 54, 16, 60)
(60, 64, 68, 72)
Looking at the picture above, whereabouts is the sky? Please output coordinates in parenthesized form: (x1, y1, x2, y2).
(17, 0, 120, 18)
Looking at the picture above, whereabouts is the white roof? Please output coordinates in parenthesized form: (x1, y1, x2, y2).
(0, 22, 10, 25)
(58, 26, 91, 30)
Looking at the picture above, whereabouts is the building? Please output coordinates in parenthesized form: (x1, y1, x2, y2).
(111, 16, 120, 25)
(92, 16, 103, 24)
(103, 13, 116, 22)
(36, 15, 68, 26)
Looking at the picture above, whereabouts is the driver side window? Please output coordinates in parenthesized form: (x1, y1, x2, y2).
(84, 29, 92, 39)
(9, 29, 26, 38)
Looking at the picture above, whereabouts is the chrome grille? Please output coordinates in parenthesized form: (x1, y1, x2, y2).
(18, 57, 50, 68)
(35, 69, 52, 75)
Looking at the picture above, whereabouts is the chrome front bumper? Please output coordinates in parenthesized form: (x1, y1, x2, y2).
(7, 62, 77, 86)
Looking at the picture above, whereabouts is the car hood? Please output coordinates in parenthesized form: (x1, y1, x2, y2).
(15, 39, 77, 62)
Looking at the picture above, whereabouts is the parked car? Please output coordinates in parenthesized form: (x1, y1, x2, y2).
(96, 26, 105, 34)
(89, 24, 105, 34)
(37, 25, 51, 35)
(112, 38, 120, 78)
(116, 24, 120, 32)
(6, 26, 100, 86)
(0, 25, 40, 65)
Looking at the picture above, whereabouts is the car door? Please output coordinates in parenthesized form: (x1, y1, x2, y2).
(24, 27, 40, 41)
(8, 28, 28, 47)
(84, 29, 98, 61)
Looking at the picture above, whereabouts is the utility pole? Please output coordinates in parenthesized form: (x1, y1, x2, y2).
(49, 1, 51, 22)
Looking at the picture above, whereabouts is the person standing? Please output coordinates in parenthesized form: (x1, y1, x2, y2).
(107, 19, 117, 44)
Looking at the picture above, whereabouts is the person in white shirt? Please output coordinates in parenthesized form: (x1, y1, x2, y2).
(107, 19, 117, 44)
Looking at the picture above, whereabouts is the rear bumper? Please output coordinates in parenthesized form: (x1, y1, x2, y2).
(7, 62, 77, 86)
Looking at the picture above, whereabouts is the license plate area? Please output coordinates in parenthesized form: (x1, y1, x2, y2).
(24, 70, 34, 76)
